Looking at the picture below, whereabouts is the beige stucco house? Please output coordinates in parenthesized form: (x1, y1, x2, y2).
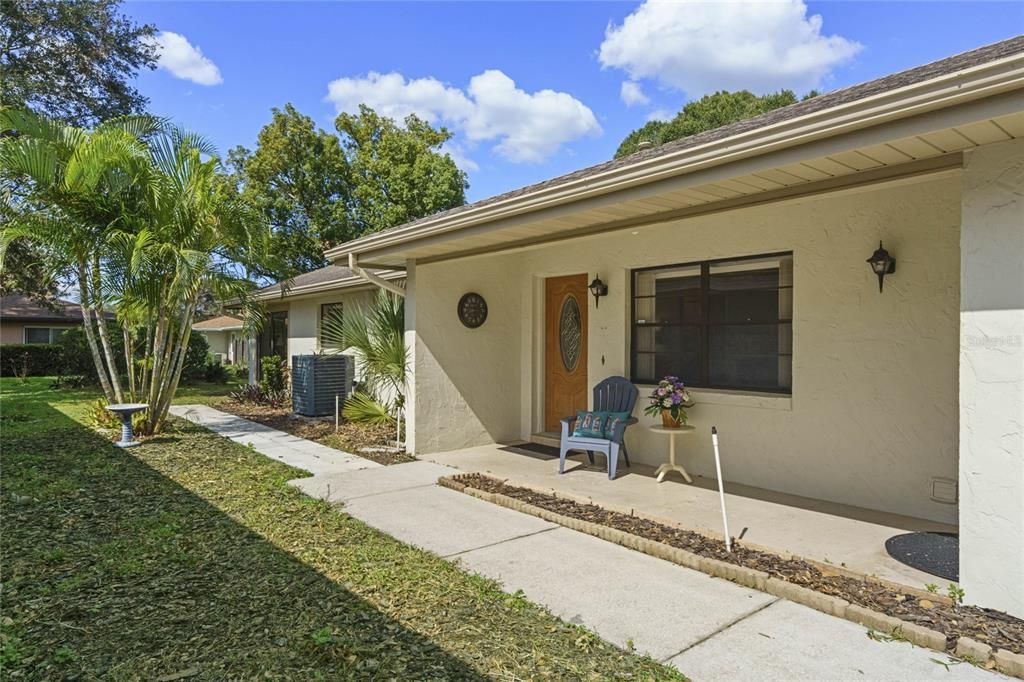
(248, 264, 404, 383)
(0, 294, 112, 345)
(191, 315, 250, 365)
(264, 38, 1024, 618)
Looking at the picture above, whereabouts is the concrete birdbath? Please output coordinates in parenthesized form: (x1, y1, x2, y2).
(106, 403, 149, 448)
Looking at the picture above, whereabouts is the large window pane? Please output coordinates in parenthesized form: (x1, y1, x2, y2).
(708, 289, 781, 324)
(25, 328, 51, 344)
(631, 253, 793, 393)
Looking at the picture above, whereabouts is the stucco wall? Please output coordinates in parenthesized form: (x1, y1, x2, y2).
(959, 138, 1024, 618)
(412, 252, 525, 454)
(0, 322, 26, 344)
(412, 174, 962, 523)
(266, 289, 378, 360)
(0, 322, 77, 345)
(199, 330, 229, 357)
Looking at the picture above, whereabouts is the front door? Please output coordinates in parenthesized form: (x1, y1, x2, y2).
(544, 274, 589, 431)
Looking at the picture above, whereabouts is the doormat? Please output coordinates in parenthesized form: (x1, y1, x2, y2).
(884, 532, 958, 582)
(499, 442, 559, 458)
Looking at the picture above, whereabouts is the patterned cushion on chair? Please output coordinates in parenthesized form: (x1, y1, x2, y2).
(604, 411, 631, 439)
(572, 410, 609, 438)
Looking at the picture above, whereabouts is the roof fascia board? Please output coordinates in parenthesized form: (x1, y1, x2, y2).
(416, 155, 963, 266)
(253, 271, 405, 302)
(360, 92, 1016, 263)
(326, 57, 1024, 262)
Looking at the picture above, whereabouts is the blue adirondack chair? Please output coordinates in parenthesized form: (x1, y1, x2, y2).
(559, 376, 639, 480)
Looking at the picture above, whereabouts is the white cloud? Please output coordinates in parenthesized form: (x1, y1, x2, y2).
(441, 142, 480, 173)
(646, 108, 673, 122)
(325, 70, 601, 163)
(620, 80, 649, 107)
(146, 31, 223, 86)
(599, 0, 860, 96)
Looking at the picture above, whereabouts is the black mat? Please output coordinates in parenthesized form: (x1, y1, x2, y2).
(499, 442, 559, 458)
(884, 532, 958, 582)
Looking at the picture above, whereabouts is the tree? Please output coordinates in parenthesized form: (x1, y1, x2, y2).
(1, 0, 158, 303)
(233, 104, 468, 279)
(0, 0, 157, 127)
(336, 106, 467, 237)
(614, 90, 809, 159)
(0, 108, 269, 433)
(226, 105, 351, 278)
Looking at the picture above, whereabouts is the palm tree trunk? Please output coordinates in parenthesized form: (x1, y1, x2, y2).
(140, 315, 154, 399)
(123, 324, 135, 402)
(145, 312, 172, 434)
(91, 255, 124, 402)
(76, 260, 115, 402)
(150, 300, 198, 433)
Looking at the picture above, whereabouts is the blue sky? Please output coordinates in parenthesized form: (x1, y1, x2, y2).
(125, 1, 1020, 202)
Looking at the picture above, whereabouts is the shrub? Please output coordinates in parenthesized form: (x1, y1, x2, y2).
(201, 359, 230, 384)
(259, 355, 287, 392)
(56, 327, 110, 379)
(83, 398, 146, 432)
(181, 334, 211, 380)
(0, 344, 63, 377)
(229, 383, 289, 408)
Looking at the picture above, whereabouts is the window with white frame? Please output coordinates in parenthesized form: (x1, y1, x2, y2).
(23, 327, 69, 345)
(319, 302, 344, 347)
(631, 252, 793, 393)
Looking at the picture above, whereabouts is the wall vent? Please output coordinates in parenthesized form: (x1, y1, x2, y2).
(930, 477, 958, 504)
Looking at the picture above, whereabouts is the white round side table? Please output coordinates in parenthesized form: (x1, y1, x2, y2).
(648, 424, 696, 483)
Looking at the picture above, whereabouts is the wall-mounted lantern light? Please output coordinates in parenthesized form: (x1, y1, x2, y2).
(866, 241, 896, 292)
(588, 275, 608, 307)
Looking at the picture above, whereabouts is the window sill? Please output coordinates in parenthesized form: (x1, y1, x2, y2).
(635, 384, 792, 411)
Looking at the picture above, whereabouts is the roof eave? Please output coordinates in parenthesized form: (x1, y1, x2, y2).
(251, 270, 405, 302)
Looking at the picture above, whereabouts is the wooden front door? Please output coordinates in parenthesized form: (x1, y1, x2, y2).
(544, 274, 589, 431)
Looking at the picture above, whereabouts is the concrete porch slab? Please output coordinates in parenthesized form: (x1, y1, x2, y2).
(342, 485, 557, 556)
(455, 526, 776, 661)
(426, 443, 954, 589)
(668, 598, 1008, 681)
(289, 461, 456, 502)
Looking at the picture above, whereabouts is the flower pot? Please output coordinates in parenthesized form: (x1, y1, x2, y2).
(661, 410, 683, 429)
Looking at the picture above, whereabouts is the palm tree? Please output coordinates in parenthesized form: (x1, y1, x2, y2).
(0, 107, 160, 403)
(320, 289, 407, 443)
(1, 108, 269, 433)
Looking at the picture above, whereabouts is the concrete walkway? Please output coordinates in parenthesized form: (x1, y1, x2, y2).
(179, 407, 1004, 680)
(170, 404, 379, 476)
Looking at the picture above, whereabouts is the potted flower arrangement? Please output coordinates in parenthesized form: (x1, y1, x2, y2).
(643, 376, 694, 428)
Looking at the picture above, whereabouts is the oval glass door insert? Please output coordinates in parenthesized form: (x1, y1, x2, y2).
(559, 294, 582, 372)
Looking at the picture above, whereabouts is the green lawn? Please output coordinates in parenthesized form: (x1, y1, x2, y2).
(0, 377, 684, 680)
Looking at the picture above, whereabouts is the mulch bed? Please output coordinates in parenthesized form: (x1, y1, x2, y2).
(452, 472, 1024, 656)
(216, 401, 415, 466)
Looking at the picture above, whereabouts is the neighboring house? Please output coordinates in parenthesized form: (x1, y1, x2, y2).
(0, 294, 113, 345)
(250, 264, 405, 383)
(305, 37, 1024, 617)
(191, 315, 250, 366)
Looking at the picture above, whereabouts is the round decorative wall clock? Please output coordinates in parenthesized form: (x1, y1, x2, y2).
(457, 292, 488, 328)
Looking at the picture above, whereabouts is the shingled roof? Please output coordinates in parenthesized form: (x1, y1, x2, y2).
(0, 294, 114, 322)
(338, 34, 1024, 244)
(192, 315, 244, 331)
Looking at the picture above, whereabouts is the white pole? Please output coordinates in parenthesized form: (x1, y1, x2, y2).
(335, 394, 339, 433)
(711, 426, 732, 552)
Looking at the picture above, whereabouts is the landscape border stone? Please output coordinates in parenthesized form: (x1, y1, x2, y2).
(438, 474, 1013, 678)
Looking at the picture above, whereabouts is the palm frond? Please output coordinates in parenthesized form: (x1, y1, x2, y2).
(342, 392, 395, 425)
